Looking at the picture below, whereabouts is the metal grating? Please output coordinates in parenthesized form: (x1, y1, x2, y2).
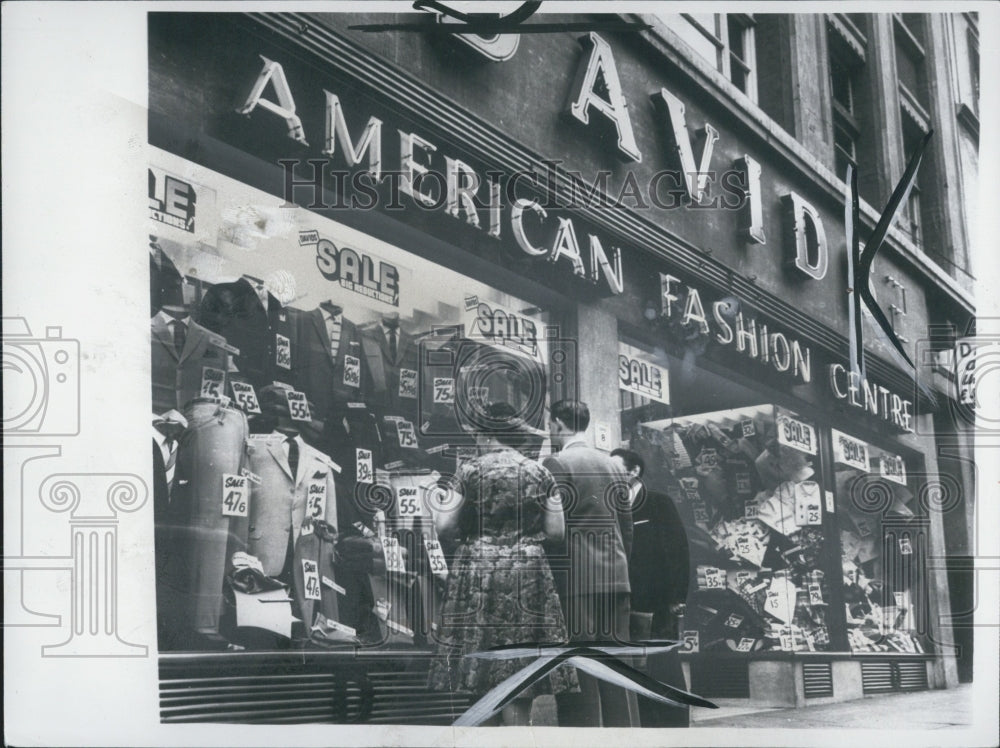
(896, 661, 929, 691)
(689, 660, 750, 699)
(861, 661, 896, 694)
(159, 655, 474, 724)
(861, 660, 929, 695)
(802, 662, 834, 698)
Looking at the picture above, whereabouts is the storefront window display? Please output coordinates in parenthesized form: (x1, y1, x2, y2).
(831, 430, 927, 654)
(150, 150, 555, 652)
(618, 332, 932, 659)
(620, 333, 836, 654)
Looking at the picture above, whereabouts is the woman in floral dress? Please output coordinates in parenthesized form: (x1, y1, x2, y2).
(428, 403, 577, 726)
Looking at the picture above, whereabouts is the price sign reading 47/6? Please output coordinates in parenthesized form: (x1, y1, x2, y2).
(301, 559, 321, 601)
(285, 390, 312, 421)
(221, 473, 249, 517)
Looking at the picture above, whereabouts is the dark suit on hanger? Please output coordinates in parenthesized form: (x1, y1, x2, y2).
(199, 277, 299, 391)
(360, 322, 418, 417)
(295, 308, 366, 415)
(295, 307, 383, 488)
(151, 315, 236, 414)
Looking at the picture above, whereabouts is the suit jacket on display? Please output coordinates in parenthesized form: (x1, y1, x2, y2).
(151, 314, 236, 415)
(360, 323, 419, 417)
(294, 308, 366, 416)
(629, 484, 690, 613)
(543, 442, 633, 597)
(245, 434, 341, 577)
(198, 277, 299, 391)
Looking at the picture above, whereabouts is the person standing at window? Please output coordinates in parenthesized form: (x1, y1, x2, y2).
(544, 400, 634, 728)
(428, 402, 577, 726)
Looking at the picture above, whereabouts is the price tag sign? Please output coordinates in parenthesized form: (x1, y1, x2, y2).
(230, 380, 262, 414)
(725, 613, 744, 629)
(692, 501, 710, 524)
(681, 631, 700, 653)
(679, 477, 701, 502)
(343, 355, 361, 388)
(301, 559, 321, 601)
(275, 333, 292, 370)
(425, 538, 448, 578)
(736, 637, 756, 652)
(808, 583, 824, 605)
(433, 377, 455, 404)
(825, 489, 836, 514)
(285, 390, 312, 421)
(699, 566, 725, 590)
(306, 481, 327, 521)
(776, 412, 817, 455)
(833, 429, 869, 472)
(383, 536, 407, 574)
(396, 485, 423, 518)
(735, 472, 753, 496)
(221, 474, 249, 517)
(398, 368, 418, 399)
(744, 500, 759, 519)
(322, 575, 346, 595)
(899, 536, 914, 555)
(795, 483, 822, 526)
(779, 626, 796, 652)
(200, 366, 225, 398)
(741, 419, 756, 437)
(880, 452, 908, 485)
(735, 535, 752, 557)
(735, 570, 753, 588)
(397, 420, 418, 449)
(356, 448, 374, 484)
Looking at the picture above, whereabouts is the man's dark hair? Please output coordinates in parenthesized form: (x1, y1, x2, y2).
(610, 448, 644, 477)
(550, 399, 590, 433)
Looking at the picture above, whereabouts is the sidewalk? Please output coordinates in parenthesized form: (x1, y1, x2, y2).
(690, 683, 975, 729)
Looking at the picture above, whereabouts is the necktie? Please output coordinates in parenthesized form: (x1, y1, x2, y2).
(162, 436, 178, 490)
(387, 327, 397, 362)
(327, 314, 342, 360)
(285, 436, 300, 480)
(172, 319, 187, 356)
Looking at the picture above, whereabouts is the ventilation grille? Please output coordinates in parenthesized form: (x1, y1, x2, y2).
(802, 662, 834, 698)
(862, 660, 928, 695)
(159, 656, 473, 724)
(689, 659, 750, 698)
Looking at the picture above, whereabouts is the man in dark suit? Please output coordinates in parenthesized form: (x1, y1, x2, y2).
(610, 448, 691, 727)
(543, 400, 633, 728)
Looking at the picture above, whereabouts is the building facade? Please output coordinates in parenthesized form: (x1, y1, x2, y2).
(148, 10, 978, 721)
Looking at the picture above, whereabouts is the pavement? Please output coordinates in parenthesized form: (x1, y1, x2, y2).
(528, 684, 977, 729)
(690, 683, 976, 729)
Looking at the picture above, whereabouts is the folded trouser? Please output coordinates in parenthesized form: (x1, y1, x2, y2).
(173, 401, 248, 636)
